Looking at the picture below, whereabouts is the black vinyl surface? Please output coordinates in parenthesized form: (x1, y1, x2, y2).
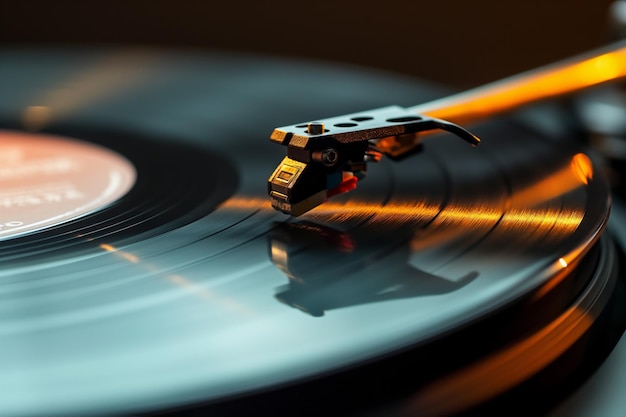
(0, 48, 621, 417)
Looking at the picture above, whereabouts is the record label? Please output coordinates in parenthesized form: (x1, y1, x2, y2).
(0, 130, 136, 240)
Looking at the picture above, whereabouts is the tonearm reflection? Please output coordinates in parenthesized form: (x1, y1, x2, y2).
(268, 40, 626, 216)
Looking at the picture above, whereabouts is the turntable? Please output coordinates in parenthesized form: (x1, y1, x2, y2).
(0, 19, 626, 417)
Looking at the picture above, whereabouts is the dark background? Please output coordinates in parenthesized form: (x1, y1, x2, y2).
(0, 0, 618, 88)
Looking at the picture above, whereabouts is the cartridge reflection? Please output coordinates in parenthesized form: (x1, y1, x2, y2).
(269, 221, 478, 317)
(259, 150, 594, 316)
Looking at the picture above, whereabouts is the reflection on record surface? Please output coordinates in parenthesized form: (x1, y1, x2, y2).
(270, 221, 479, 317)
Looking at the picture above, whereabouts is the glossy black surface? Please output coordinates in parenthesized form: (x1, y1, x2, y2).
(0, 48, 618, 417)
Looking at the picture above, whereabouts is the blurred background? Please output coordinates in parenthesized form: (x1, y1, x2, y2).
(0, 0, 618, 89)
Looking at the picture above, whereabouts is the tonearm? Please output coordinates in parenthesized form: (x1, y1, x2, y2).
(268, 41, 626, 216)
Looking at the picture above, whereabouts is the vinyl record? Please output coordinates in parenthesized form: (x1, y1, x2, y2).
(0, 48, 621, 417)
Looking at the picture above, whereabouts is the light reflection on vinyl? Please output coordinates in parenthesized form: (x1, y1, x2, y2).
(0, 48, 620, 417)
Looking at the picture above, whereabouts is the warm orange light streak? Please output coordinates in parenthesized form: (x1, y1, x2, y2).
(98, 243, 255, 316)
(411, 42, 626, 126)
(222, 197, 584, 239)
(227, 151, 590, 241)
(99, 243, 139, 263)
(99, 243, 115, 252)
(532, 240, 592, 302)
(571, 153, 594, 185)
(507, 154, 593, 209)
(528, 256, 580, 304)
(405, 306, 594, 417)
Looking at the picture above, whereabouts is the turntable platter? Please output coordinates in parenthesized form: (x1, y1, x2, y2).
(0, 48, 619, 417)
